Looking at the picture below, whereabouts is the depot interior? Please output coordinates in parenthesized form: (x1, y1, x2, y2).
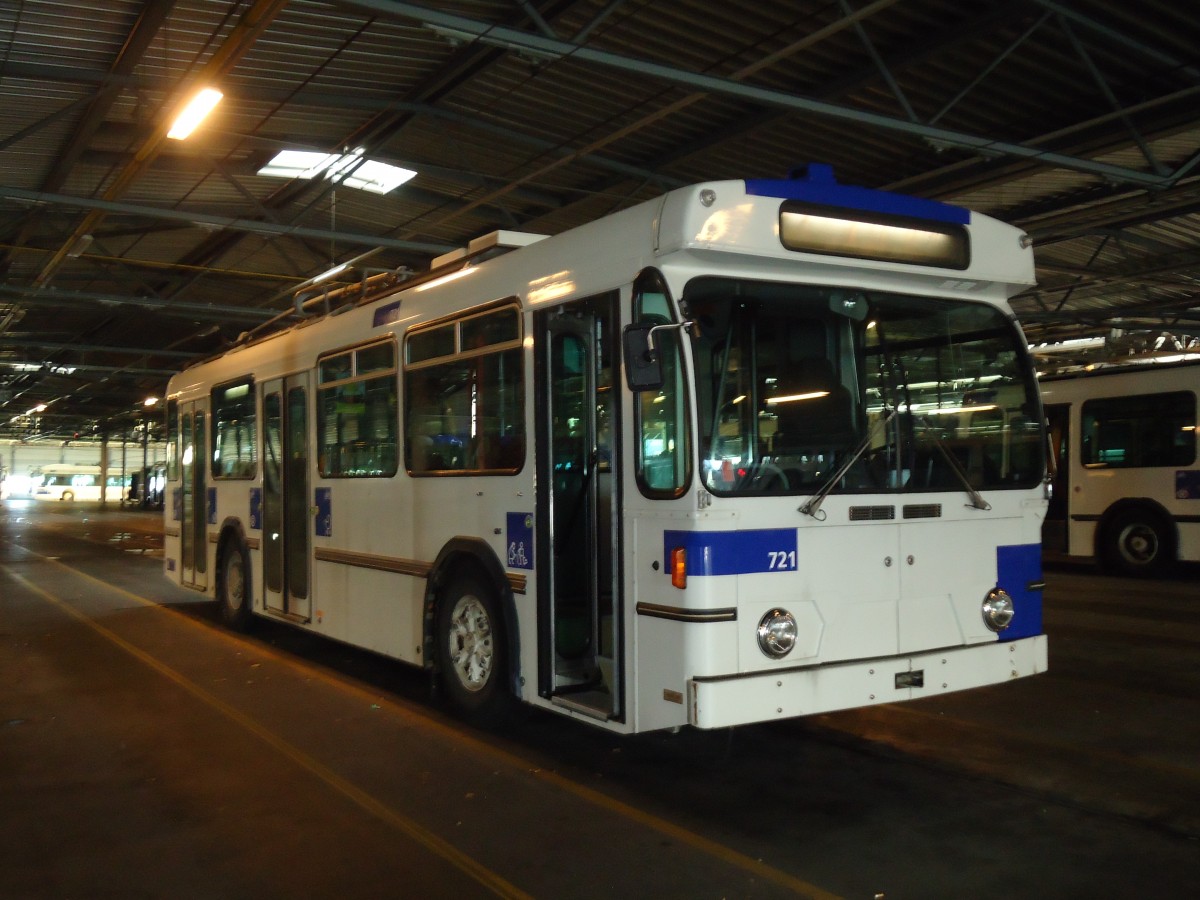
(2, 0, 1199, 496)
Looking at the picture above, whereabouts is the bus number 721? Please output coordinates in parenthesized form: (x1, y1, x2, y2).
(768, 550, 797, 570)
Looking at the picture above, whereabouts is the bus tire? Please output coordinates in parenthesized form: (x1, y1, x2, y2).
(61, 491, 74, 502)
(218, 537, 254, 630)
(436, 573, 512, 727)
(1101, 507, 1173, 578)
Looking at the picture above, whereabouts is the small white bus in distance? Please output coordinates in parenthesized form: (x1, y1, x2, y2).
(163, 165, 1048, 733)
(31, 464, 129, 502)
(1041, 360, 1199, 576)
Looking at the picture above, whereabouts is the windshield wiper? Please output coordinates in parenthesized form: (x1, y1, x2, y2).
(799, 407, 898, 519)
(915, 416, 991, 511)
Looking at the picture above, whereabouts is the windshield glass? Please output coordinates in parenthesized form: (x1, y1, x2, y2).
(684, 277, 1044, 497)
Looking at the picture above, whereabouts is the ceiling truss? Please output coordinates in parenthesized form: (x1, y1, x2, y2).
(2, 0, 1199, 441)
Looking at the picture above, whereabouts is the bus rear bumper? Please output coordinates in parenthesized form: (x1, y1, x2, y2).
(688, 634, 1048, 729)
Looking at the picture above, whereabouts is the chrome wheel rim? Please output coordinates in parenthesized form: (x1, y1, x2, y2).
(1118, 522, 1158, 565)
(446, 594, 493, 693)
(226, 552, 245, 610)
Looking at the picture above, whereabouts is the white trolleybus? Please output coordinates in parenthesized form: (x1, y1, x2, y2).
(1041, 359, 1199, 577)
(163, 165, 1048, 733)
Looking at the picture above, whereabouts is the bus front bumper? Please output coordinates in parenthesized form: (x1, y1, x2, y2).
(688, 634, 1048, 729)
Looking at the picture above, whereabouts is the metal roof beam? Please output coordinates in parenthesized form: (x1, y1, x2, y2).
(1027, 0, 1200, 84)
(836, 0, 918, 124)
(29, 0, 293, 291)
(928, 10, 1052, 128)
(0, 285, 273, 322)
(1058, 16, 1167, 176)
(0, 186, 454, 255)
(0, 338, 198, 360)
(340, 0, 1175, 189)
(0, 92, 119, 154)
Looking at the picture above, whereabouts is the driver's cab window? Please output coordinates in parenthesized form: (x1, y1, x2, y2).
(632, 271, 691, 496)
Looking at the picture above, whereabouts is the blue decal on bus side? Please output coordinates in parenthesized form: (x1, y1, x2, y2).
(507, 512, 533, 570)
(1177, 470, 1200, 499)
(995, 543, 1043, 641)
(249, 488, 262, 530)
(206, 487, 217, 525)
(745, 163, 970, 225)
(663, 529, 798, 576)
(315, 488, 332, 537)
(373, 300, 403, 328)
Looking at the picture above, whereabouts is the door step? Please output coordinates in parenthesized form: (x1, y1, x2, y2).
(551, 692, 612, 720)
(264, 608, 309, 625)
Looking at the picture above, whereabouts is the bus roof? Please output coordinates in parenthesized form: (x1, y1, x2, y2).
(1039, 357, 1200, 383)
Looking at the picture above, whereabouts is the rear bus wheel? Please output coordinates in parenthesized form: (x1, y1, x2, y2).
(436, 574, 512, 727)
(1102, 508, 1173, 578)
(218, 538, 254, 630)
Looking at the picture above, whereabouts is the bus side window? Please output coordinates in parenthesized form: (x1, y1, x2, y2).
(211, 378, 257, 479)
(317, 340, 399, 478)
(166, 399, 179, 482)
(404, 304, 524, 476)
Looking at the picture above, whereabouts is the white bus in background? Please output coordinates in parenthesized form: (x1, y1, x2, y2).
(1041, 360, 1199, 577)
(30, 464, 130, 502)
(164, 165, 1048, 733)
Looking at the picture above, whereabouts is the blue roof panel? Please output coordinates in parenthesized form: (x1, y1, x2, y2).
(745, 163, 970, 226)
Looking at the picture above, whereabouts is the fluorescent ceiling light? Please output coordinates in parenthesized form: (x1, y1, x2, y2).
(167, 87, 223, 140)
(765, 391, 831, 405)
(6, 362, 76, 374)
(258, 148, 416, 194)
(919, 404, 998, 416)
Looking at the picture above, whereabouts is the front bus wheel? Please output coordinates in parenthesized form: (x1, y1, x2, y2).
(436, 573, 512, 727)
(218, 537, 254, 630)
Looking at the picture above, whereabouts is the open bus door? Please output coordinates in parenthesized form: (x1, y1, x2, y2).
(179, 399, 209, 590)
(537, 296, 622, 721)
(1043, 403, 1070, 555)
(261, 375, 313, 622)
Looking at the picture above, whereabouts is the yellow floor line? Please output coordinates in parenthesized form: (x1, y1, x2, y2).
(10, 545, 842, 900)
(2, 563, 532, 900)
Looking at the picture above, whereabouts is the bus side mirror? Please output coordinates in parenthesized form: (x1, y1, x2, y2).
(623, 323, 664, 392)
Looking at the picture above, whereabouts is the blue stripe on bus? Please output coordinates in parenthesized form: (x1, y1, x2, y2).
(663, 529, 798, 576)
(995, 543, 1044, 641)
(744, 163, 970, 225)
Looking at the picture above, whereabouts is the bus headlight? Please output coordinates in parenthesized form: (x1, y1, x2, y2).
(757, 608, 798, 658)
(981, 588, 1015, 632)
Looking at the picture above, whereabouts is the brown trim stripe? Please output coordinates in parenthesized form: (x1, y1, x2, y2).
(314, 547, 432, 577)
(314, 547, 527, 595)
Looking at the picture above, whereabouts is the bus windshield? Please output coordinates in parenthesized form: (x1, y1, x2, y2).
(685, 277, 1044, 496)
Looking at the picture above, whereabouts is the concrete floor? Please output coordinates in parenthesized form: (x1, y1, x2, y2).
(2, 499, 1198, 899)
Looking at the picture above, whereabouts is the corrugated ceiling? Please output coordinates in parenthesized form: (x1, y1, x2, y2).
(2, 0, 1200, 439)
